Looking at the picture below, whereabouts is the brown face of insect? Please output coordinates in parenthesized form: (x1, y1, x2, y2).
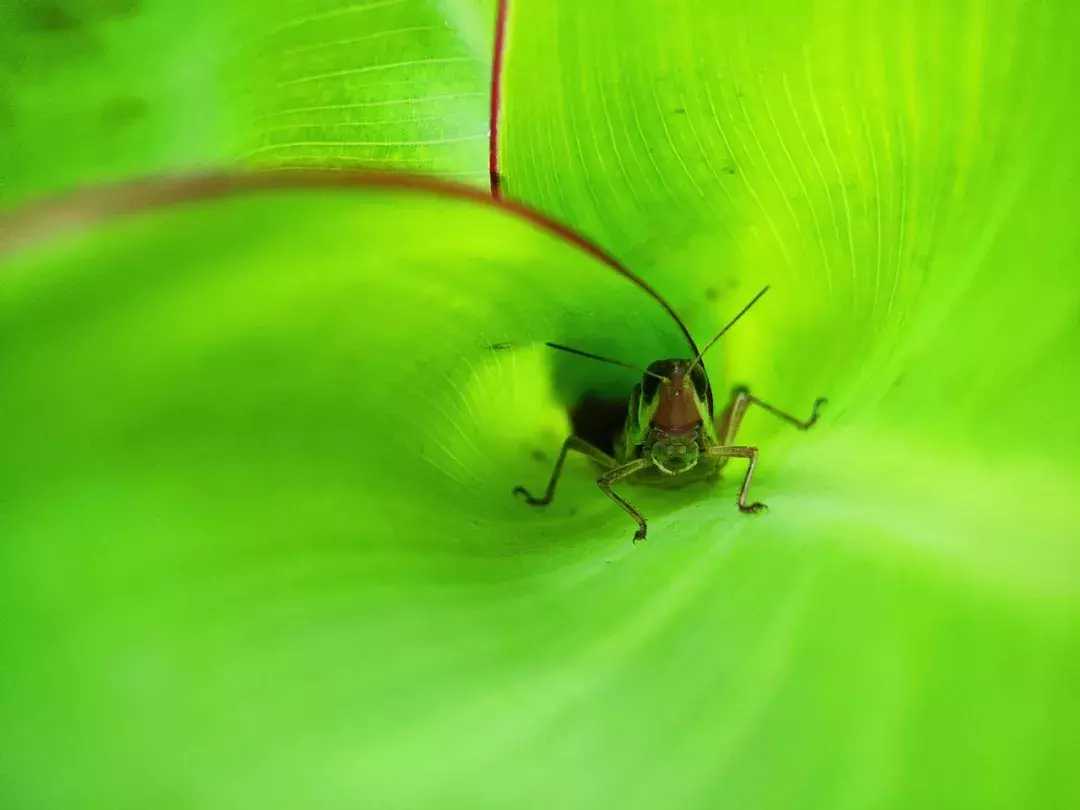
(650, 363, 703, 432)
(641, 360, 710, 475)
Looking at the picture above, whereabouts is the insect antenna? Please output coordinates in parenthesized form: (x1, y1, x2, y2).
(545, 342, 671, 384)
(688, 285, 771, 374)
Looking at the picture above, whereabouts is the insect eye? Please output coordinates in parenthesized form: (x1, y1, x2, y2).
(690, 365, 709, 401)
(642, 373, 660, 402)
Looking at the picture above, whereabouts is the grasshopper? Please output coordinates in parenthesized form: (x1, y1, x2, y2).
(514, 286, 825, 542)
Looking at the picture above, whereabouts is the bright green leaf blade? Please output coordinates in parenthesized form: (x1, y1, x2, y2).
(0, 1, 241, 202)
(242, 0, 493, 179)
(0, 0, 493, 203)
(2, 174, 1078, 809)
(500, 2, 1080, 442)
(497, 0, 1080, 591)
(0, 177, 695, 807)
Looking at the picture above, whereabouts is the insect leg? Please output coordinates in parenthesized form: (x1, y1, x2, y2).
(719, 387, 826, 444)
(596, 458, 653, 543)
(514, 436, 615, 506)
(704, 444, 766, 514)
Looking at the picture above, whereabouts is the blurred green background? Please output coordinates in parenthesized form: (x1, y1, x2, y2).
(2, 1, 1078, 808)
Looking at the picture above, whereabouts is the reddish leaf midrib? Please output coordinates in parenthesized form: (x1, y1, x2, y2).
(489, 0, 509, 198)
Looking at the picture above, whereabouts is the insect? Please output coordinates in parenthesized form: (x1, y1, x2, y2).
(513, 286, 826, 542)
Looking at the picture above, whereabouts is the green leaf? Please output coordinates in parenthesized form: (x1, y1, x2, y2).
(501, 2, 1080, 453)
(242, 0, 493, 178)
(0, 0, 493, 203)
(0, 177, 698, 807)
(4, 162, 1079, 805)
(0, 0, 240, 201)
(3, 0, 1080, 807)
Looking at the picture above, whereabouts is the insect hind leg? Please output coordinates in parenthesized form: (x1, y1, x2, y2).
(718, 386, 826, 444)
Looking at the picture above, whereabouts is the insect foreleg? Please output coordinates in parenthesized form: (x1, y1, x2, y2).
(597, 458, 653, 543)
(514, 436, 616, 506)
(704, 444, 766, 514)
(719, 387, 826, 444)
